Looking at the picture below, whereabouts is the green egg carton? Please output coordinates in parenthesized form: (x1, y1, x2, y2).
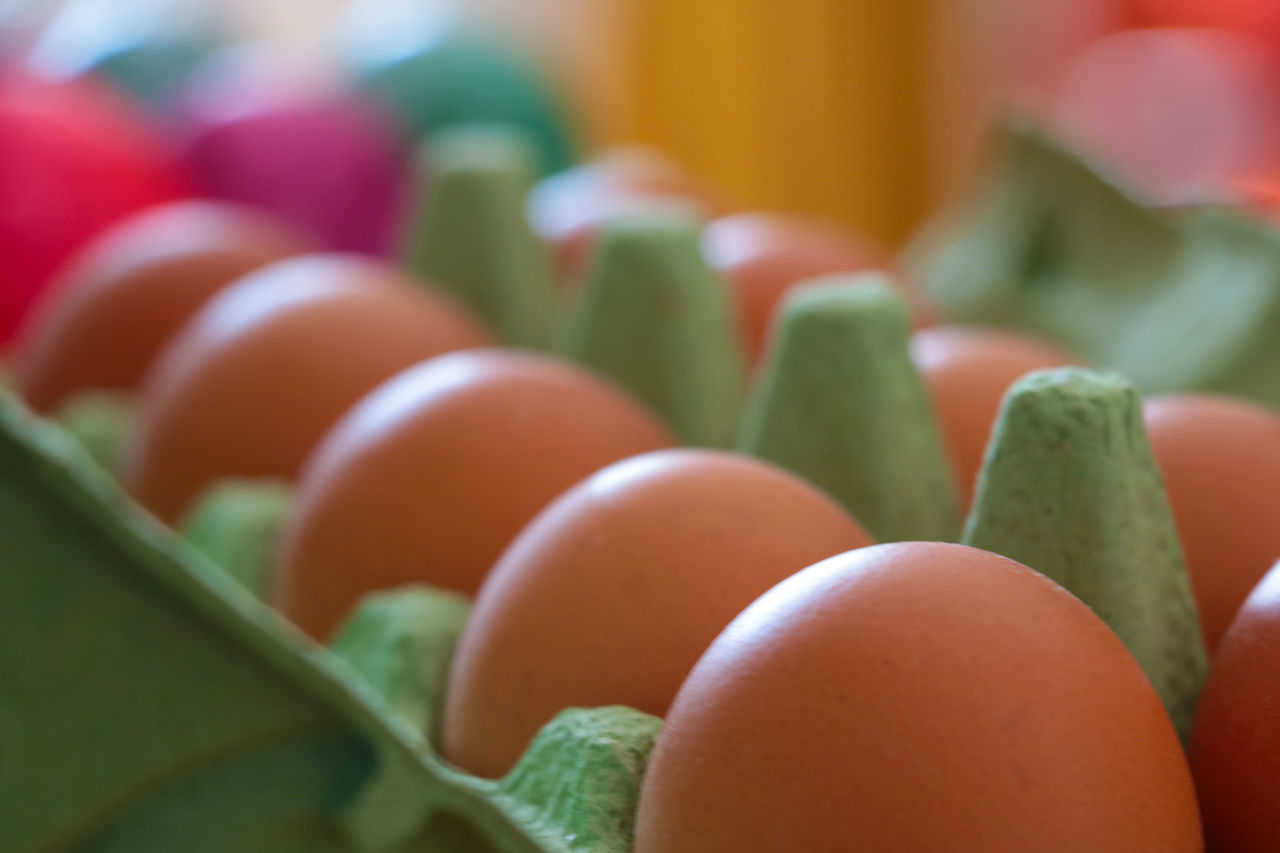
(3, 125, 1211, 846)
(2, 293, 1208, 850)
(340, 13, 578, 177)
(908, 120, 1280, 409)
(0, 390, 659, 852)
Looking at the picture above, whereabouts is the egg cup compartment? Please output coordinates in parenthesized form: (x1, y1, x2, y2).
(909, 121, 1280, 409)
(0, 390, 656, 852)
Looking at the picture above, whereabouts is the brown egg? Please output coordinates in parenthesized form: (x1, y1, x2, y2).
(1190, 561, 1280, 851)
(910, 326, 1077, 505)
(703, 213, 936, 365)
(273, 349, 675, 641)
(1145, 393, 1280, 654)
(122, 255, 490, 522)
(442, 448, 873, 778)
(529, 148, 724, 283)
(634, 542, 1202, 853)
(15, 201, 314, 413)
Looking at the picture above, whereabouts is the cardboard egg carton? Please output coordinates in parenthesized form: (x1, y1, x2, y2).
(1, 122, 1210, 850)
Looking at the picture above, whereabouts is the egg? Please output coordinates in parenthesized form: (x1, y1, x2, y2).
(15, 201, 313, 413)
(910, 326, 1077, 505)
(703, 213, 933, 365)
(530, 149, 722, 281)
(634, 542, 1202, 852)
(273, 349, 675, 640)
(122, 255, 489, 522)
(1144, 393, 1280, 653)
(1189, 560, 1280, 851)
(442, 449, 872, 777)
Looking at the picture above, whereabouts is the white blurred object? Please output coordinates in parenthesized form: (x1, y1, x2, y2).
(27, 0, 213, 78)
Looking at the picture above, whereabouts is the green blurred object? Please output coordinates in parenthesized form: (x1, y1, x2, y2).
(739, 277, 960, 543)
(561, 212, 747, 448)
(909, 121, 1280, 409)
(341, 5, 577, 177)
(180, 479, 294, 601)
(0, 389, 657, 851)
(403, 125, 558, 348)
(963, 369, 1207, 739)
(53, 390, 137, 475)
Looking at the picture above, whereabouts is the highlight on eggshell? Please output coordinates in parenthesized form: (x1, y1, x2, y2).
(14, 200, 315, 414)
(122, 253, 490, 522)
(442, 448, 873, 778)
(273, 347, 675, 641)
(1189, 559, 1280, 852)
(1144, 392, 1280, 654)
(634, 542, 1203, 852)
(910, 325, 1078, 506)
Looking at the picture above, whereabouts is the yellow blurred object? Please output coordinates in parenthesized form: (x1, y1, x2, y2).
(612, 0, 939, 246)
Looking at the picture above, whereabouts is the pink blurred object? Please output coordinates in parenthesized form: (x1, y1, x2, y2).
(0, 67, 188, 346)
(1054, 28, 1280, 204)
(178, 53, 413, 256)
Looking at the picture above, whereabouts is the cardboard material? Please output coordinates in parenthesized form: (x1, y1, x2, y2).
(963, 368, 1207, 737)
(53, 390, 136, 475)
(181, 479, 294, 601)
(910, 122, 1280, 409)
(0, 389, 658, 851)
(403, 125, 558, 348)
(560, 213, 746, 448)
(738, 277, 960, 542)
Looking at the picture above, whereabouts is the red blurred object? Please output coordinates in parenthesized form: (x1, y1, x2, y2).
(0, 69, 188, 346)
(1134, 0, 1280, 45)
(1053, 28, 1280, 204)
(1231, 173, 1280, 221)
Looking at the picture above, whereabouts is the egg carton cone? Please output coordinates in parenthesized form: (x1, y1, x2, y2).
(559, 212, 746, 449)
(908, 120, 1280, 409)
(964, 367, 1208, 737)
(402, 125, 559, 350)
(738, 275, 960, 543)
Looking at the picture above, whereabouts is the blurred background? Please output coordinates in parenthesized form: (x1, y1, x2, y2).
(5, 0, 1280, 252)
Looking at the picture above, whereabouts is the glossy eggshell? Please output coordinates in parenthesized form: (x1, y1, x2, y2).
(273, 349, 675, 640)
(442, 449, 873, 778)
(634, 542, 1202, 853)
(910, 326, 1077, 506)
(1144, 393, 1280, 653)
(15, 201, 313, 413)
(1189, 561, 1280, 851)
(703, 213, 934, 365)
(122, 255, 489, 522)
